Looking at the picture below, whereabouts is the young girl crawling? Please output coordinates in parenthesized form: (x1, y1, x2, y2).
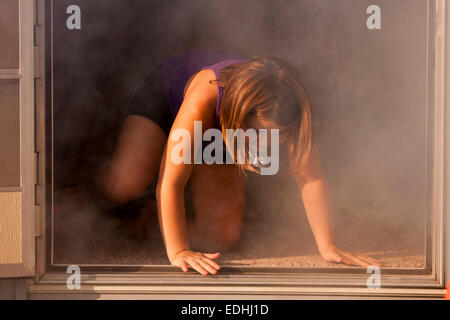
(97, 49, 381, 275)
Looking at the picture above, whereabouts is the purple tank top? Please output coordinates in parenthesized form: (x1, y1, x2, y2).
(162, 49, 247, 129)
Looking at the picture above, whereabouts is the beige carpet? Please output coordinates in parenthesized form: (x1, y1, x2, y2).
(53, 184, 425, 270)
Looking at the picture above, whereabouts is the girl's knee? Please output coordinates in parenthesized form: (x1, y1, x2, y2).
(199, 208, 244, 252)
(214, 225, 241, 252)
(192, 227, 241, 253)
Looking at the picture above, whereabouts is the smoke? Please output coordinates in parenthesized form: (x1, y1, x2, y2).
(53, 0, 428, 265)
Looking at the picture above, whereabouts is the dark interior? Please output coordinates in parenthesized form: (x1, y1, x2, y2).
(52, 0, 427, 268)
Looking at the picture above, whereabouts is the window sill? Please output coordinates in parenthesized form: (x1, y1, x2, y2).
(27, 269, 446, 299)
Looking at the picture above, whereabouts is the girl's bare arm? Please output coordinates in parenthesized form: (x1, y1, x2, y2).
(291, 143, 381, 267)
(156, 70, 222, 275)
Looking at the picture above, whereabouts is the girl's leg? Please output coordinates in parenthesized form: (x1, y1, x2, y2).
(188, 163, 246, 252)
(96, 115, 167, 204)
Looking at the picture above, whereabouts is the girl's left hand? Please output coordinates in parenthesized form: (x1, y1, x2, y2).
(320, 245, 382, 267)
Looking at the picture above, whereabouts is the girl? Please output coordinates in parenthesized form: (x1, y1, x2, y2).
(97, 49, 381, 275)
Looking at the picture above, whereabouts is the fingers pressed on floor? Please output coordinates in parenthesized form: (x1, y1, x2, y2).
(343, 256, 363, 267)
(180, 261, 189, 272)
(198, 260, 218, 274)
(187, 259, 208, 276)
(353, 256, 371, 267)
(359, 256, 381, 267)
(366, 257, 382, 266)
(201, 257, 221, 270)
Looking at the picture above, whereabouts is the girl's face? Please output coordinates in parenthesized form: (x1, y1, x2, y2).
(242, 117, 293, 169)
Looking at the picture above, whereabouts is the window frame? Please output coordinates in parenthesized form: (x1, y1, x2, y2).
(31, 0, 449, 299)
(0, 0, 36, 278)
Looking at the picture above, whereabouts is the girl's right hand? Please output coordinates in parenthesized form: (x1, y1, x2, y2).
(170, 250, 221, 275)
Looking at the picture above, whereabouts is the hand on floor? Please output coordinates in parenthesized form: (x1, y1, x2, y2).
(320, 245, 382, 267)
(170, 250, 221, 275)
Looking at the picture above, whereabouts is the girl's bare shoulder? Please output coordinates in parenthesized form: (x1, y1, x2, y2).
(178, 69, 219, 126)
(184, 69, 219, 103)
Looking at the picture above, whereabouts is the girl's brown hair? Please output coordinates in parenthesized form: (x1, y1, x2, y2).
(214, 56, 313, 174)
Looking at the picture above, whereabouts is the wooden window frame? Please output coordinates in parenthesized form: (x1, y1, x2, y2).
(0, 0, 36, 278)
(28, 0, 450, 299)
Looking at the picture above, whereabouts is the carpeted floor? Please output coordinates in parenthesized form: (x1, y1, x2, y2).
(53, 183, 425, 270)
